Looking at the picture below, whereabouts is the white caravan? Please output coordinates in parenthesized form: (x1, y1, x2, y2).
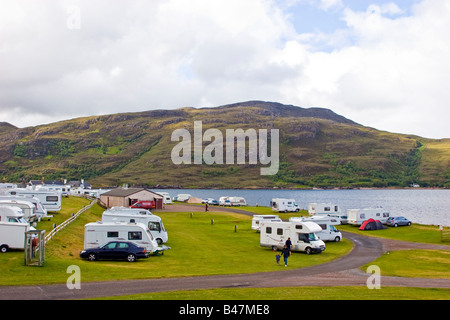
(290, 216, 342, 242)
(175, 194, 191, 202)
(6, 189, 61, 212)
(308, 203, 342, 216)
(108, 206, 153, 215)
(272, 198, 300, 212)
(251, 215, 282, 231)
(260, 220, 326, 254)
(0, 199, 37, 223)
(229, 197, 246, 206)
(157, 192, 172, 204)
(0, 196, 49, 220)
(84, 221, 168, 254)
(102, 210, 168, 244)
(0, 206, 35, 252)
(347, 207, 390, 225)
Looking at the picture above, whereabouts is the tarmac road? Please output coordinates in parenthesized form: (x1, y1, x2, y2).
(1, 205, 449, 300)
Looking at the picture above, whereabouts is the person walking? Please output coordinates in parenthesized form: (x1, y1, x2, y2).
(281, 245, 291, 267)
(285, 237, 292, 252)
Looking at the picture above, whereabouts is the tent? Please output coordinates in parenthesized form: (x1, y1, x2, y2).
(359, 218, 387, 231)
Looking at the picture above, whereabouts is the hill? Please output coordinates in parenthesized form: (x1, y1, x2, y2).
(0, 101, 448, 188)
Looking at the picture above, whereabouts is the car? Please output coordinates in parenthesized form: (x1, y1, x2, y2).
(80, 241, 149, 262)
(386, 216, 412, 227)
(208, 199, 219, 205)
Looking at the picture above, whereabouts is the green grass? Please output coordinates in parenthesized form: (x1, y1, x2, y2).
(0, 197, 352, 286)
(101, 286, 450, 300)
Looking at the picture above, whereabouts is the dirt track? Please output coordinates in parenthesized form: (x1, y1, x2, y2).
(0, 204, 449, 300)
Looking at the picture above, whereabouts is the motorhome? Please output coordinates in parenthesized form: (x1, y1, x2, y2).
(174, 194, 191, 202)
(84, 221, 167, 254)
(251, 215, 282, 231)
(0, 206, 35, 252)
(308, 203, 341, 216)
(0, 196, 49, 221)
(6, 189, 61, 212)
(229, 197, 246, 206)
(108, 206, 153, 215)
(259, 220, 326, 254)
(102, 210, 168, 244)
(290, 216, 342, 242)
(0, 199, 37, 222)
(272, 198, 299, 212)
(347, 207, 390, 225)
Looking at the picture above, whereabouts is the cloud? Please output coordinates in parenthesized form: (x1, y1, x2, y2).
(0, 0, 448, 139)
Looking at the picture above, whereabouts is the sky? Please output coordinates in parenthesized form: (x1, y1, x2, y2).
(0, 0, 449, 139)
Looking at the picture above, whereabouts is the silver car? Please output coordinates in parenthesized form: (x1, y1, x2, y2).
(386, 216, 411, 227)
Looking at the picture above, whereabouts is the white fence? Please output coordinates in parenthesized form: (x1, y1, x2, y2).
(45, 197, 97, 244)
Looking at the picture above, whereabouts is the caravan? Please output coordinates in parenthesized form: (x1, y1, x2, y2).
(251, 215, 282, 231)
(308, 203, 341, 216)
(157, 192, 172, 204)
(0, 206, 35, 252)
(84, 221, 167, 254)
(102, 209, 168, 244)
(6, 189, 61, 212)
(0, 199, 37, 222)
(229, 197, 246, 206)
(272, 198, 299, 212)
(290, 216, 342, 242)
(0, 196, 49, 220)
(347, 207, 390, 225)
(260, 220, 325, 254)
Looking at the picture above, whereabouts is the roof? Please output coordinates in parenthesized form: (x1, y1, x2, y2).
(100, 188, 163, 198)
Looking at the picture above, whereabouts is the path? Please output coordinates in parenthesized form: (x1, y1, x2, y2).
(1, 204, 449, 300)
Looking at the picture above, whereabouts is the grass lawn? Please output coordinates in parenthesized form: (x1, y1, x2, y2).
(0, 197, 352, 286)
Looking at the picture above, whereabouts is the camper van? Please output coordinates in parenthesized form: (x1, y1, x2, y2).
(174, 194, 191, 202)
(347, 207, 390, 225)
(84, 221, 166, 254)
(0, 206, 35, 252)
(290, 216, 342, 242)
(0, 196, 49, 221)
(0, 199, 37, 222)
(102, 210, 168, 244)
(251, 215, 282, 231)
(6, 189, 61, 212)
(260, 221, 326, 254)
(272, 198, 299, 212)
(229, 197, 246, 206)
(308, 203, 341, 216)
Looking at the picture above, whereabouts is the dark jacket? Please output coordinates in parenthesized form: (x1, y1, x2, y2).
(281, 247, 290, 257)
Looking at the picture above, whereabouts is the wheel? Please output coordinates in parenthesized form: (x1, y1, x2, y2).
(272, 246, 278, 251)
(127, 253, 136, 262)
(88, 253, 97, 261)
(394, 223, 398, 227)
(156, 238, 163, 245)
(407, 222, 411, 226)
(0, 245, 8, 253)
(334, 236, 341, 242)
(305, 247, 312, 255)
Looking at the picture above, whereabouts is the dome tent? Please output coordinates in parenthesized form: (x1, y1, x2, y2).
(358, 218, 387, 231)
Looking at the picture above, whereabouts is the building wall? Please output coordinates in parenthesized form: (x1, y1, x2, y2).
(100, 190, 163, 208)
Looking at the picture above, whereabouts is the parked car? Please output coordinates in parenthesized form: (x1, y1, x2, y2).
(208, 199, 219, 205)
(386, 216, 412, 227)
(80, 241, 149, 262)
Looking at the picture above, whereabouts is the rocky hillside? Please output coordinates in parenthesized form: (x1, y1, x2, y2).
(0, 101, 448, 188)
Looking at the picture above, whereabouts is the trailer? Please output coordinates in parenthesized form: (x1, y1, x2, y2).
(6, 188, 61, 212)
(272, 198, 299, 212)
(251, 215, 282, 231)
(260, 220, 325, 254)
(347, 207, 390, 225)
(290, 216, 342, 242)
(308, 203, 341, 216)
(229, 197, 246, 206)
(102, 210, 168, 244)
(84, 221, 169, 254)
(0, 206, 35, 252)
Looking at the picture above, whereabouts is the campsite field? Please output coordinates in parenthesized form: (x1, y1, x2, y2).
(1, 197, 449, 300)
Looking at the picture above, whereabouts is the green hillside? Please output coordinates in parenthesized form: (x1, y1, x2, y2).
(0, 101, 448, 188)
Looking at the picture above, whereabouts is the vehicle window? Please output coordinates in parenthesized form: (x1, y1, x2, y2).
(324, 207, 330, 211)
(104, 242, 117, 249)
(318, 224, 326, 230)
(360, 214, 365, 219)
(46, 196, 59, 202)
(107, 231, 119, 238)
(266, 227, 272, 234)
(116, 242, 129, 249)
(277, 228, 283, 235)
(149, 222, 161, 231)
(376, 213, 380, 216)
(295, 225, 302, 229)
(128, 231, 142, 240)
